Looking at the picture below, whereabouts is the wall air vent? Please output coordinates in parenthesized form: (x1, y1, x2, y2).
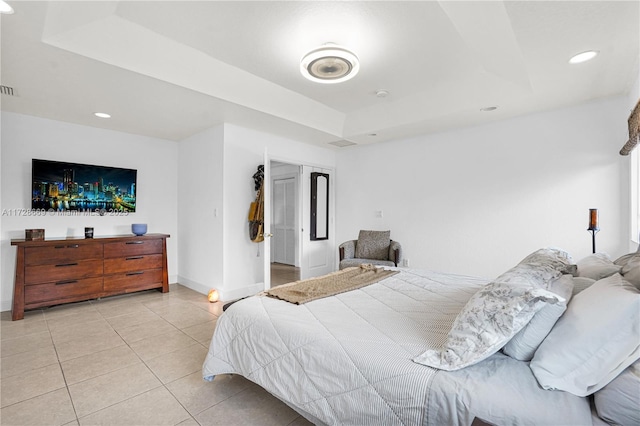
(328, 140, 357, 148)
(0, 85, 15, 96)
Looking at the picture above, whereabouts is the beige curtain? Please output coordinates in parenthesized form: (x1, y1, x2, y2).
(620, 99, 640, 156)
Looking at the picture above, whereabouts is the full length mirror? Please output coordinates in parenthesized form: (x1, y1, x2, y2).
(310, 172, 329, 240)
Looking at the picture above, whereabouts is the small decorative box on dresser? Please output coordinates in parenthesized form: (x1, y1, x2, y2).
(11, 233, 170, 320)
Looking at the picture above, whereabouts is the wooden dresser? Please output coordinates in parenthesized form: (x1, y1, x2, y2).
(11, 233, 169, 320)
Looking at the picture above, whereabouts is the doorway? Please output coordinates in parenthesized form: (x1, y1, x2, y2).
(270, 161, 301, 286)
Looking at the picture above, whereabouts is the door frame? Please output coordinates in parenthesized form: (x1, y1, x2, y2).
(263, 154, 335, 289)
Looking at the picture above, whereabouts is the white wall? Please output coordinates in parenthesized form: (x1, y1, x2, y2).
(336, 96, 630, 279)
(177, 125, 224, 295)
(0, 112, 179, 312)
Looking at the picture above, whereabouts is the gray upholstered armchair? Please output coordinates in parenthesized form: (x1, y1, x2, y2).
(338, 230, 402, 270)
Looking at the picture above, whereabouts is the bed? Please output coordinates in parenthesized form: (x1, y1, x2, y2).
(202, 248, 640, 426)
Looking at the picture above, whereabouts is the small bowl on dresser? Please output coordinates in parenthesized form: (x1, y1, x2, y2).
(131, 224, 147, 236)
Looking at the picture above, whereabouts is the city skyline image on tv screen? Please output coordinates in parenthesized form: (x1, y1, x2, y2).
(32, 159, 137, 213)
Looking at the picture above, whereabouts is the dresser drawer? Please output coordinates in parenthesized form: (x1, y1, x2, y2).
(104, 254, 162, 274)
(104, 239, 163, 258)
(104, 269, 163, 292)
(25, 244, 103, 266)
(25, 277, 104, 304)
(25, 259, 104, 285)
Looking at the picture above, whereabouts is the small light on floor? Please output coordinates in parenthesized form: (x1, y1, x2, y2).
(208, 289, 219, 303)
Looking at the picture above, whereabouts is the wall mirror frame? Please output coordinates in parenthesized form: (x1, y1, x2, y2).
(310, 172, 329, 240)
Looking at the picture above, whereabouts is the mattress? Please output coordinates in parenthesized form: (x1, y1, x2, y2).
(202, 268, 592, 426)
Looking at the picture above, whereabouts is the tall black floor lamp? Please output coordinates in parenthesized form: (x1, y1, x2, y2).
(587, 208, 599, 254)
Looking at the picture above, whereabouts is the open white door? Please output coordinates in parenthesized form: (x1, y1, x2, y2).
(300, 165, 335, 279)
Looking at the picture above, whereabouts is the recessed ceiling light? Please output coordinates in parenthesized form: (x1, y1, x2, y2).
(0, 1, 14, 14)
(94, 112, 111, 119)
(569, 50, 598, 64)
(480, 106, 498, 112)
(375, 89, 389, 98)
(300, 44, 359, 84)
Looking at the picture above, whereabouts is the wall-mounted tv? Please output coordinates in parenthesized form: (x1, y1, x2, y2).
(32, 159, 137, 213)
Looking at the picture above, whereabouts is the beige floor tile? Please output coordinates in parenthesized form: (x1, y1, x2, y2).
(1, 364, 66, 408)
(158, 307, 217, 330)
(93, 300, 155, 319)
(287, 416, 315, 426)
(46, 309, 104, 331)
(49, 318, 114, 344)
(1, 331, 54, 358)
(185, 299, 225, 316)
(114, 317, 178, 344)
(1, 345, 59, 379)
(54, 329, 126, 362)
(68, 363, 161, 418)
(166, 373, 251, 416)
(129, 329, 198, 362)
(105, 309, 161, 331)
(195, 383, 300, 426)
(63, 421, 80, 426)
(61, 345, 142, 385)
(1, 309, 44, 323)
(1, 314, 48, 340)
(43, 302, 97, 321)
(175, 418, 200, 426)
(181, 319, 217, 345)
(78, 386, 190, 426)
(145, 343, 207, 384)
(0, 388, 76, 426)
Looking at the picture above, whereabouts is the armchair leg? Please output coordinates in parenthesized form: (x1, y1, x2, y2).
(394, 249, 399, 267)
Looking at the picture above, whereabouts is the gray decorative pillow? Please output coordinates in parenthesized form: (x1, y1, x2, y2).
(622, 256, 640, 289)
(577, 253, 622, 280)
(571, 276, 596, 296)
(614, 252, 639, 267)
(355, 230, 390, 261)
(594, 360, 640, 426)
(503, 274, 574, 361)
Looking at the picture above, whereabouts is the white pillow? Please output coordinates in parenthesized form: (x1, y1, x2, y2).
(530, 274, 640, 397)
(413, 281, 561, 371)
(503, 274, 574, 361)
(576, 253, 622, 280)
(594, 359, 640, 425)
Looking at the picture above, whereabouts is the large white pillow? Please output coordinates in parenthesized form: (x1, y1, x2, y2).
(571, 276, 596, 296)
(594, 360, 640, 426)
(503, 274, 573, 361)
(621, 256, 640, 289)
(576, 253, 622, 280)
(530, 273, 640, 396)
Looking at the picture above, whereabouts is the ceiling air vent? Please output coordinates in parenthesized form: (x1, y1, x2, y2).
(329, 140, 357, 148)
(0, 85, 16, 96)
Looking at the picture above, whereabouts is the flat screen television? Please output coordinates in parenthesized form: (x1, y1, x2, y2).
(32, 159, 137, 213)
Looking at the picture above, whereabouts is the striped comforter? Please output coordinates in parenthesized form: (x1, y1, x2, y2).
(202, 268, 591, 426)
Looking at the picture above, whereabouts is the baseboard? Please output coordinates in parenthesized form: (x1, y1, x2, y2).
(176, 275, 264, 302)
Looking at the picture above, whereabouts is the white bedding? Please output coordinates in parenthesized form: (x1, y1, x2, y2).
(202, 268, 592, 426)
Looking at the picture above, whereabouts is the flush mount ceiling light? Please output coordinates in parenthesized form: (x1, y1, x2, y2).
(300, 44, 360, 84)
(0, 1, 14, 14)
(94, 112, 111, 119)
(480, 106, 498, 112)
(569, 50, 599, 64)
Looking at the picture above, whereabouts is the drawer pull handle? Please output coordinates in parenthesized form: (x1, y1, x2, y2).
(67, 244, 79, 248)
(55, 262, 78, 267)
(54, 245, 66, 249)
(126, 271, 144, 276)
(56, 280, 78, 285)
(126, 256, 144, 260)
(126, 241, 144, 245)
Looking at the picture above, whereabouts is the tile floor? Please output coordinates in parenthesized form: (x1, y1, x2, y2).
(0, 284, 313, 426)
(270, 264, 300, 287)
